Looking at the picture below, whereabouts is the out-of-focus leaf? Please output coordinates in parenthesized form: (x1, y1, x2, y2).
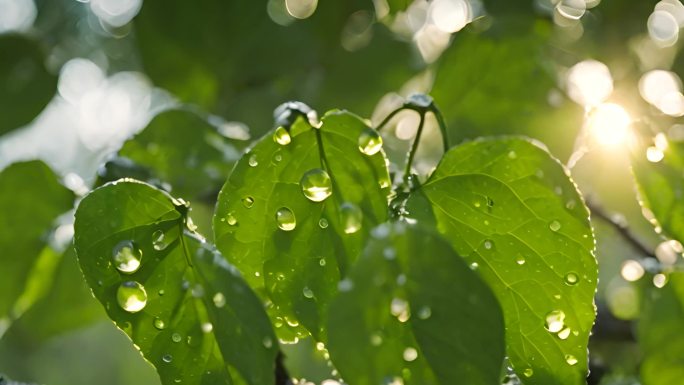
(327, 222, 505, 385)
(134, 0, 416, 134)
(117, 109, 247, 204)
(405, 137, 597, 385)
(0, 35, 56, 135)
(0, 161, 73, 330)
(632, 139, 684, 242)
(638, 273, 684, 385)
(213, 110, 391, 341)
(74, 180, 277, 385)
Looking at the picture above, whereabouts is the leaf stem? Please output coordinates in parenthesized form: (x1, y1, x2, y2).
(376, 106, 407, 132)
(403, 112, 425, 185)
(430, 104, 450, 153)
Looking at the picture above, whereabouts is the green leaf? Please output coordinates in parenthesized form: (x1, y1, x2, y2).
(117, 109, 248, 203)
(0, 161, 73, 331)
(0, 34, 56, 135)
(632, 138, 684, 242)
(405, 137, 597, 385)
(638, 273, 684, 385)
(327, 222, 505, 385)
(74, 180, 277, 385)
(213, 110, 391, 340)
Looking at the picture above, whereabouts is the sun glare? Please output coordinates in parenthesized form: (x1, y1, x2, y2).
(586, 103, 632, 147)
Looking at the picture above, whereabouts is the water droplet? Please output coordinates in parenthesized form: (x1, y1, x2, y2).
(338, 279, 353, 292)
(549, 220, 561, 232)
(383, 247, 396, 260)
(403, 347, 418, 362)
(417, 306, 432, 320)
(523, 368, 534, 377)
(158, 289, 165, 296)
(358, 127, 383, 155)
(318, 218, 328, 229)
(112, 240, 142, 274)
(469, 262, 479, 270)
(152, 230, 168, 251)
(242, 196, 254, 208)
(262, 336, 273, 348)
(285, 317, 299, 327)
(319, 257, 326, 266)
(340, 203, 363, 234)
(201, 323, 213, 333)
(558, 327, 571, 340)
(117, 281, 147, 313)
(162, 354, 173, 363)
(516, 255, 526, 265)
(565, 354, 578, 366)
(316, 342, 325, 351)
(391, 298, 410, 322)
(172, 333, 182, 343)
(300, 168, 332, 202)
(544, 310, 565, 333)
(565, 200, 577, 210)
(153, 317, 166, 330)
(248, 154, 258, 167)
(370, 333, 383, 346)
(484, 240, 493, 250)
(226, 212, 237, 226)
(275, 207, 296, 231)
(303, 286, 314, 298)
(508, 151, 517, 159)
(564, 272, 579, 285)
(273, 152, 283, 163)
(273, 126, 291, 145)
(213, 292, 226, 308)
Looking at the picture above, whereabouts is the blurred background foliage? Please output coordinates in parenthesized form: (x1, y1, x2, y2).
(2, 0, 684, 384)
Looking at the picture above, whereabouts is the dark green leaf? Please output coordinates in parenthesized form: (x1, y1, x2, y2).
(0, 34, 56, 135)
(74, 180, 277, 385)
(632, 138, 684, 242)
(0, 161, 73, 329)
(213, 111, 391, 341)
(327, 222, 505, 385)
(406, 137, 597, 385)
(638, 273, 684, 385)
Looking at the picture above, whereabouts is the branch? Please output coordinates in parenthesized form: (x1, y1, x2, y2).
(586, 200, 657, 260)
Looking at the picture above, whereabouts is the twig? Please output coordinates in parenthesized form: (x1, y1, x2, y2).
(586, 200, 657, 260)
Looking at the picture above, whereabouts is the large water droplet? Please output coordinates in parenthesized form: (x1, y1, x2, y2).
(276, 207, 296, 231)
(549, 220, 561, 232)
(226, 212, 237, 226)
(544, 309, 565, 333)
(358, 128, 383, 156)
(162, 354, 173, 363)
(300, 168, 332, 202)
(340, 203, 363, 234)
(565, 354, 578, 366)
(117, 281, 148, 313)
(152, 230, 168, 251)
(523, 368, 534, 377)
(213, 292, 226, 308)
(302, 286, 314, 298)
(248, 154, 259, 167)
(564, 272, 579, 286)
(242, 196, 254, 208)
(273, 126, 291, 145)
(112, 240, 142, 274)
(558, 327, 571, 340)
(153, 317, 166, 330)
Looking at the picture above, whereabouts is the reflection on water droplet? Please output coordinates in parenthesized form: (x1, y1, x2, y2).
(158, 289, 165, 296)
(303, 286, 314, 298)
(201, 323, 213, 333)
(276, 207, 296, 231)
(248, 154, 258, 167)
(549, 220, 561, 232)
(558, 327, 571, 340)
(484, 240, 493, 250)
(417, 306, 432, 320)
(340, 203, 363, 234)
(565, 354, 578, 366)
(564, 272, 579, 285)
(162, 354, 173, 363)
(516, 255, 526, 265)
(117, 281, 147, 313)
(242, 196, 254, 208)
(358, 127, 383, 155)
(226, 212, 237, 226)
(318, 218, 328, 229)
(172, 333, 182, 343)
(273, 126, 291, 145)
(213, 292, 226, 308)
(319, 258, 326, 266)
(523, 368, 534, 377)
(112, 240, 142, 274)
(403, 347, 418, 362)
(469, 262, 479, 270)
(153, 317, 165, 330)
(544, 310, 565, 333)
(300, 168, 332, 202)
(152, 230, 168, 251)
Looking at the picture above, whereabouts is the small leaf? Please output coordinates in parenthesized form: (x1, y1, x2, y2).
(213, 110, 391, 340)
(0, 161, 73, 331)
(0, 34, 56, 135)
(74, 180, 277, 385)
(406, 137, 597, 385)
(327, 222, 505, 385)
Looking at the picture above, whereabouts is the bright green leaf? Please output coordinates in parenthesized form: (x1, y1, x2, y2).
(74, 180, 277, 385)
(327, 222, 505, 385)
(0, 34, 56, 135)
(0, 161, 73, 332)
(406, 137, 597, 385)
(213, 110, 391, 341)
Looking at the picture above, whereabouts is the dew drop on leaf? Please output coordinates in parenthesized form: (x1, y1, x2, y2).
(171, 333, 181, 343)
(242, 196, 254, 208)
(152, 230, 168, 251)
(483, 239, 493, 250)
(162, 354, 173, 363)
(549, 220, 561, 232)
(302, 286, 314, 298)
(248, 154, 258, 167)
(403, 347, 418, 362)
(340, 203, 363, 234)
(318, 218, 329, 229)
(558, 327, 571, 340)
(112, 240, 142, 274)
(370, 333, 383, 346)
(273, 126, 291, 145)
(507, 151, 517, 159)
(523, 368, 534, 377)
(226, 212, 237, 226)
(564, 272, 579, 285)
(358, 127, 383, 156)
(153, 317, 166, 330)
(117, 281, 147, 313)
(544, 309, 566, 333)
(300, 168, 332, 202)
(213, 292, 226, 308)
(319, 257, 326, 266)
(417, 306, 432, 320)
(565, 354, 578, 366)
(469, 262, 479, 270)
(275, 207, 296, 231)
(201, 323, 213, 333)
(158, 289, 165, 296)
(516, 255, 526, 265)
